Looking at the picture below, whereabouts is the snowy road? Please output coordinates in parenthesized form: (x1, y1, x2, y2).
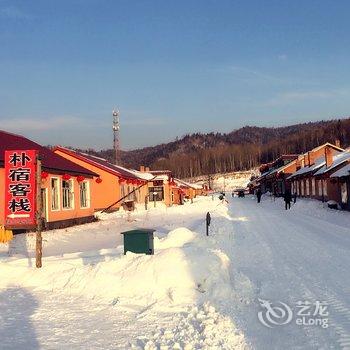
(222, 196, 350, 350)
(1, 196, 350, 349)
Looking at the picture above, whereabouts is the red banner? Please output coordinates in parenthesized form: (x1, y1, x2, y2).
(4, 150, 38, 229)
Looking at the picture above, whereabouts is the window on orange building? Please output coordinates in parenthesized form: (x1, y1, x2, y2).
(51, 178, 60, 210)
(62, 180, 74, 209)
(149, 186, 164, 201)
(80, 181, 90, 208)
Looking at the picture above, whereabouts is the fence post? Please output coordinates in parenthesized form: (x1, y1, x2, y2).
(35, 156, 42, 268)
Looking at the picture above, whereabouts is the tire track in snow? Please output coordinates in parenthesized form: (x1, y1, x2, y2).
(324, 295, 350, 350)
(220, 199, 317, 349)
(277, 208, 350, 349)
(249, 205, 334, 349)
(227, 197, 350, 349)
(264, 227, 342, 349)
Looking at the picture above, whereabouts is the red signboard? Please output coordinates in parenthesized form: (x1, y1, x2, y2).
(4, 150, 38, 229)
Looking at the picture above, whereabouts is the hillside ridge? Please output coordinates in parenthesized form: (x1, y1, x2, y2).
(73, 118, 350, 178)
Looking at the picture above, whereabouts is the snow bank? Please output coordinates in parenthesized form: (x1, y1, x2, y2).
(261, 194, 350, 228)
(138, 303, 248, 350)
(0, 197, 250, 349)
(0, 226, 233, 307)
(155, 227, 196, 249)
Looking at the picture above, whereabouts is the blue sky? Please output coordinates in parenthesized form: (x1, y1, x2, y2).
(1, 0, 350, 150)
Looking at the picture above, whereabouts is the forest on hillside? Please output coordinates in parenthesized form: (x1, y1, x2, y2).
(76, 118, 350, 178)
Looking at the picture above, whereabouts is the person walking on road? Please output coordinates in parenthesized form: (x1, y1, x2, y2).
(256, 188, 262, 203)
(284, 188, 292, 210)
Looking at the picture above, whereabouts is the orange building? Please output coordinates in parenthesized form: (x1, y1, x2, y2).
(328, 158, 350, 210)
(174, 179, 199, 200)
(0, 130, 97, 231)
(146, 170, 174, 206)
(54, 147, 152, 211)
(254, 155, 298, 195)
(313, 149, 350, 206)
(287, 142, 344, 199)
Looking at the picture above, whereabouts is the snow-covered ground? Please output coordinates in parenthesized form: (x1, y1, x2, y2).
(186, 170, 255, 192)
(213, 174, 251, 192)
(1, 195, 350, 349)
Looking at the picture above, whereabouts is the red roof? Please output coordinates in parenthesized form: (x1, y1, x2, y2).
(54, 146, 141, 180)
(0, 130, 98, 177)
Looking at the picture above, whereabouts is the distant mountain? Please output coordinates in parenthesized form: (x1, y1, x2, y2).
(75, 118, 350, 178)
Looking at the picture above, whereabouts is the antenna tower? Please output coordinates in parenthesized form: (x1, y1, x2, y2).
(112, 109, 120, 165)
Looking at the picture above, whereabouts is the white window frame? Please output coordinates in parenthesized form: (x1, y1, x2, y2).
(41, 188, 49, 221)
(51, 177, 61, 211)
(341, 182, 348, 204)
(323, 180, 328, 196)
(306, 179, 310, 196)
(79, 180, 90, 209)
(318, 180, 323, 196)
(62, 179, 74, 210)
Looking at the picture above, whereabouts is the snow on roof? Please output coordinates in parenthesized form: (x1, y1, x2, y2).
(267, 160, 296, 177)
(287, 156, 325, 179)
(174, 178, 191, 188)
(178, 179, 203, 189)
(129, 170, 155, 181)
(314, 151, 350, 176)
(330, 163, 350, 178)
(260, 168, 273, 178)
(309, 142, 344, 153)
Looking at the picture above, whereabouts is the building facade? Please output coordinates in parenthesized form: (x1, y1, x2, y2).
(0, 131, 97, 232)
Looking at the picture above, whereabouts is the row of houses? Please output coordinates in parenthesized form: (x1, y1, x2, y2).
(0, 130, 207, 233)
(250, 141, 350, 210)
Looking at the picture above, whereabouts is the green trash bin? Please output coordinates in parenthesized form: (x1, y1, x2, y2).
(121, 229, 155, 255)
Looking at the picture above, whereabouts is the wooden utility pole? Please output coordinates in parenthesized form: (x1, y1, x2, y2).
(35, 156, 43, 268)
(145, 195, 148, 210)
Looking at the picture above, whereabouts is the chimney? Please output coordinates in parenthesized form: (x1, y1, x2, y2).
(304, 154, 309, 167)
(140, 165, 145, 172)
(325, 146, 333, 168)
(308, 151, 315, 166)
(335, 139, 341, 148)
(296, 159, 302, 170)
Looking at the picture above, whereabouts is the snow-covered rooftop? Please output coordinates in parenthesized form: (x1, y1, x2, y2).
(314, 151, 350, 176)
(174, 178, 202, 189)
(287, 155, 325, 179)
(330, 163, 350, 178)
